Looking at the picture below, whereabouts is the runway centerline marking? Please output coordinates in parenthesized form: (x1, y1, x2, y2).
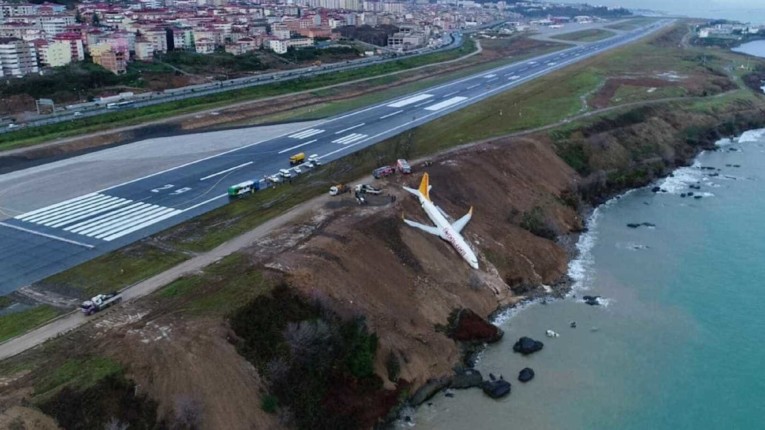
(335, 123, 365, 134)
(380, 110, 403, 119)
(278, 139, 317, 154)
(441, 91, 459, 99)
(199, 162, 254, 181)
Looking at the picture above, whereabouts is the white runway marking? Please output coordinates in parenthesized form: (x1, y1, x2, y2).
(0, 222, 95, 249)
(414, 100, 433, 108)
(335, 123, 365, 134)
(199, 162, 253, 181)
(387, 94, 433, 108)
(11, 193, 184, 242)
(332, 133, 367, 145)
(380, 110, 403, 119)
(507, 75, 521, 80)
(288, 128, 324, 139)
(441, 91, 459, 99)
(424, 96, 467, 111)
(483, 74, 496, 79)
(467, 84, 480, 90)
(278, 139, 317, 154)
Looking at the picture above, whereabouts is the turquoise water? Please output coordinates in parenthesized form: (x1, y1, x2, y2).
(407, 130, 765, 429)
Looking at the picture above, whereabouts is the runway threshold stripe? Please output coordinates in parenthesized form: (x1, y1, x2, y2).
(78, 205, 163, 236)
(101, 210, 183, 242)
(424, 96, 468, 112)
(0, 222, 95, 249)
(15, 193, 98, 220)
(66, 203, 150, 233)
(89, 206, 172, 238)
(278, 139, 317, 154)
(199, 162, 254, 181)
(387, 94, 433, 108)
(47, 199, 132, 228)
(27, 195, 116, 224)
(20, 194, 105, 222)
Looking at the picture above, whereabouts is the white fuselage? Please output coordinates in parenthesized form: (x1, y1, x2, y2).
(416, 195, 479, 269)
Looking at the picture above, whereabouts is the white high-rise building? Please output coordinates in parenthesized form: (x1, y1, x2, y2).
(0, 37, 38, 77)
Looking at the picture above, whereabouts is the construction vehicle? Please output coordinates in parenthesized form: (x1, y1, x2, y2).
(289, 152, 306, 166)
(373, 165, 395, 179)
(80, 292, 122, 316)
(329, 184, 351, 195)
(355, 184, 382, 195)
(396, 159, 412, 174)
(228, 179, 266, 198)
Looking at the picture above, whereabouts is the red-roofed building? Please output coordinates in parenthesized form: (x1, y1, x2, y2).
(54, 32, 85, 61)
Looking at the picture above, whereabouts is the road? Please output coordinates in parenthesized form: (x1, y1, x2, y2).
(0, 32, 465, 132)
(0, 21, 671, 295)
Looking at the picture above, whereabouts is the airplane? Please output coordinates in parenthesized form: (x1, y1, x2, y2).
(402, 173, 479, 269)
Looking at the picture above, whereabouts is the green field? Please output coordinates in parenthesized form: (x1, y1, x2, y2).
(38, 244, 190, 297)
(0, 305, 62, 343)
(552, 29, 616, 43)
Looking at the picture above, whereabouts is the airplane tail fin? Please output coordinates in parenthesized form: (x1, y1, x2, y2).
(418, 173, 431, 201)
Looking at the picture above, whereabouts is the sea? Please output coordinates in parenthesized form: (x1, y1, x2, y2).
(402, 128, 765, 429)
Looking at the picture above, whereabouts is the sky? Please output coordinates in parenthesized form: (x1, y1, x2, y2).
(556, 0, 765, 24)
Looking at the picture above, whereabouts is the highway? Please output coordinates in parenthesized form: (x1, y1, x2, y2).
(0, 21, 670, 294)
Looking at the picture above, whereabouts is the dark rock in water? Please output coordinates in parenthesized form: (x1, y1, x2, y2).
(669, 173, 675, 177)
(411, 377, 451, 405)
(627, 223, 641, 228)
(513, 336, 544, 355)
(701, 166, 717, 170)
(689, 185, 701, 190)
(661, 189, 668, 193)
(681, 193, 687, 198)
(583, 295, 601, 306)
(444, 391, 454, 398)
(726, 164, 732, 167)
(651, 186, 661, 193)
(405, 416, 412, 423)
(733, 164, 741, 168)
(449, 308, 504, 344)
(687, 192, 694, 196)
(482, 379, 511, 399)
(518, 368, 535, 383)
(710, 173, 720, 177)
(489, 373, 496, 381)
(694, 195, 703, 199)
(451, 369, 483, 389)
(570, 321, 577, 328)
(642, 222, 656, 227)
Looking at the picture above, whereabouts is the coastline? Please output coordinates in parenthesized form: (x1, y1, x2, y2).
(405, 122, 765, 423)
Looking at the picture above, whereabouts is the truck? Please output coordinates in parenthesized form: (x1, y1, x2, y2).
(373, 165, 395, 179)
(228, 179, 266, 198)
(80, 292, 122, 316)
(289, 152, 306, 166)
(396, 159, 412, 174)
(329, 184, 350, 195)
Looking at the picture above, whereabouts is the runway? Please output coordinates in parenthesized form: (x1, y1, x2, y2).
(0, 21, 670, 294)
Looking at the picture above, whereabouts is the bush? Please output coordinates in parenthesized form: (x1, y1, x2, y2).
(261, 394, 279, 413)
(520, 207, 558, 240)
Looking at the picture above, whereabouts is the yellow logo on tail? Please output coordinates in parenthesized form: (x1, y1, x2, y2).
(418, 173, 431, 201)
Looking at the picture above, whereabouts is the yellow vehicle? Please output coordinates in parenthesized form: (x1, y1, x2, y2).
(289, 152, 305, 166)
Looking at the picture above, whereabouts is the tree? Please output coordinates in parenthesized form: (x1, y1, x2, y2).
(92, 13, 100, 26)
(75, 9, 83, 23)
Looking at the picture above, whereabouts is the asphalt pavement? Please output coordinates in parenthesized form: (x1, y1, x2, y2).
(0, 21, 670, 294)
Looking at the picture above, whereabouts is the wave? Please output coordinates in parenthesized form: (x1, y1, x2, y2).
(737, 128, 765, 143)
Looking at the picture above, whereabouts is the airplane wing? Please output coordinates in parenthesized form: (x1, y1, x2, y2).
(451, 207, 473, 233)
(403, 218, 443, 238)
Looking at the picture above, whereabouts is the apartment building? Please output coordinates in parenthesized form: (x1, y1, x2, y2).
(0, 37, 38, 77)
